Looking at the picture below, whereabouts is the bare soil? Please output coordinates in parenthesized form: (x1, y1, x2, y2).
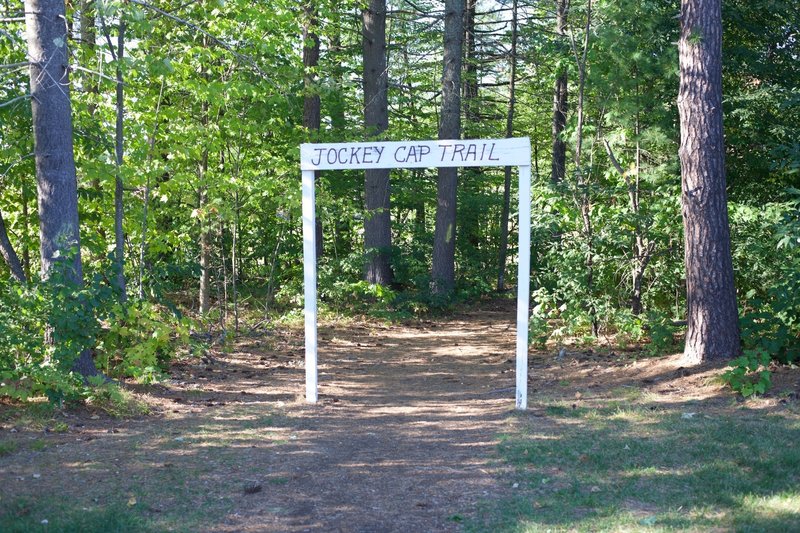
(1, 300, 798, 532)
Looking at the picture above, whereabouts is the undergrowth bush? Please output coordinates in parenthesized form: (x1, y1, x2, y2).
(720, 348, 773, 397)
(84, 377, 151, 417)
(96, 300, 192, 383)
(0, 262, 195, 403)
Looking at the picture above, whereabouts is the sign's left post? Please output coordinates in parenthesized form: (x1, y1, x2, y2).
(301, 169, 318, 403)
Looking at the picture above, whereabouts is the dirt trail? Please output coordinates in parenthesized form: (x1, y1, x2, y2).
(1, 303, 523, 532)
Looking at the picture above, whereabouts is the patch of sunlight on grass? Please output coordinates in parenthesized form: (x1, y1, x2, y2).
(741, 491, 800, 516)
(609, 385, 644, 402)
(606, 406, 653, 423)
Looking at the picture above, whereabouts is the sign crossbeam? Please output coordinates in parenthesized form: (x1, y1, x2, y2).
(301, 137, 532, 409)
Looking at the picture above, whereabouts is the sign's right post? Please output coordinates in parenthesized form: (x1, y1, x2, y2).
(515, 164, 531, 410)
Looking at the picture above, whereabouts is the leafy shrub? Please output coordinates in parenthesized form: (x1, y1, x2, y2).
(0, 272, 94, 403)
(84, 377, 150, 417)
(0, 260, 194, 401)
(721, 348, 772, 397)
(96, 300, 192, 383)
(646, 315, 682, 356)
(736, 189, 800, 377)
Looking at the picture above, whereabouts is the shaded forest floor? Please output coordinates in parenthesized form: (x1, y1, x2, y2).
(1, 300, 799, 532)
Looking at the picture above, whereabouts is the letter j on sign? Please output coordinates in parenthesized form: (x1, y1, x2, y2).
(300, 138, 532, 410)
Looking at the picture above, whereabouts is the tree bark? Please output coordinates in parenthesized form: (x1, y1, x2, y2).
(551, 0, 568, 183)
(21, 184, 31, 281)
(198, 178, 211, 315)
(431, 0, 464, 295)
(25, 0, 100, 377)
(303, 0, 324, 259)
(462, 0, 478, 127)
(0, 210, 26, 282)
(113, 19, 127, 300)
(571, 0, 597, 336)
(497, 0, 517, 292)
(138, 78, 165, 299)
(80, 0, 97, 118)
(362, 0, 393, 285)
(678, 0, 740, 363)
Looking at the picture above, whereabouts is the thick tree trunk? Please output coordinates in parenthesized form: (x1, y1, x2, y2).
(25, 0, 100, 377)
(303, 1, 324, 259)
(362, 0, 393, 285)
(26, 0, 84, 283)
(497, 0, 518, 292)
(551, 0, 568, 184)
(431, 0, 464, 295)
(678, 0, 740, 363)
(0, 210, 26, 283)
(362, 0, 394, 285)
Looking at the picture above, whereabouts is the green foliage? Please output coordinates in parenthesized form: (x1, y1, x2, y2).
(0, 266, 193, 402)
(84, 378, 151, 417)
(97, 300, 192, 383)
(734, 190, 800, 367)
(721, 348, 773, 397)
(645, 316, 682, 356)
(0, 274, 91, 403)
(2, 0, 798, 391)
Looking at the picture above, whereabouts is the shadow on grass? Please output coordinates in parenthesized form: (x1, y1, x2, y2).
(0, 501, 154, 533)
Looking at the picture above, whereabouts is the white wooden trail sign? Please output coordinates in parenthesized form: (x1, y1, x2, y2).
(300, 137, 532, 409)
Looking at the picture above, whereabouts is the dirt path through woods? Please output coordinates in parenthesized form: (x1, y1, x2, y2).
(1, 303, 522, 532)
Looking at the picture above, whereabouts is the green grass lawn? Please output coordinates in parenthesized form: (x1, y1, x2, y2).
(470, 397, 800, 532)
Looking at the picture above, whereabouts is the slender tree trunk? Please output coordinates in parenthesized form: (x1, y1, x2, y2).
(232, 190, 239, 335)
(113, 20, 127, 300)
(571, 0, 597, 336)
(219, 217, 228, 325)
(573, 0, 590, 170)
(431, 0, 464, 295)
(551, 0, 568, 183)
(21, 184, 31, 281)
(414, 191, 426, 241)
(25, 0, 100, 377)
(497, 0, 518, 292)
(80, 0, 97, 119)
(303, 0, 324, 259)
(328, 19, 346, 133)
(604, 137, 653, 316)
(678, 0, 740, 363)
(0, 210, 26, 282)
(138, 78, 165, 299)
(462, 0, 478, 128)
(362, 0, 393, 285)
(198, 33, 211, 315)
(198, 154, 211, 315)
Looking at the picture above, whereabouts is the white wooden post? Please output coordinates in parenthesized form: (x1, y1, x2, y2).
(515, 165, 531, 410)
(300, 138, 531, 408)
(302, 169, 318, 403)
